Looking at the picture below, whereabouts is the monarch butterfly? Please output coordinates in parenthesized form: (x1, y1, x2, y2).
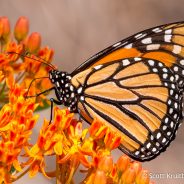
(27, 22, 184, 162)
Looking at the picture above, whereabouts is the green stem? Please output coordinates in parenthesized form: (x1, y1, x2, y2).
(11, 166, 31, 182)
(0, 82, 6, 96)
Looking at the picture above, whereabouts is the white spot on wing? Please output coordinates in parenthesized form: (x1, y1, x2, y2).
(56, 81, 60, 87)
(156, 132, 161, 139)
(173, 45, 182, 54)
(141, 37, 152, 44)
(165, 29, 172, 34)
(94, 65, 103, 70)
(152, 147, 157, 152)
(148, 60, 155, 66)
(167, 132, 171, 136)
(134, 33, 147, 39)
(180, 60, 184, 65)
(152, 28, 162, 33)
(77, 87, 83, 94)
(113, 42, 121, 47)
(174, 66, 178, 71)
(124, 43, 133, 49)
(146, 44, 160, 50)
(163, 125, 167, 130)
(164, 35, 172, 42)
(162, 68, 168, 72)
(80, 96, 85, 101)
(122, 59, 130, 66)
(134, 57, 141, 61)
(135, 33, 143, 39)
(153, 68, 158, 72)
(121, 41, 128, 46)
(162, 138, 166, 143)
(170, 76, 174, 81)
(146, 142, 151, 149)
(158, 62, 163, 67)
(71, 93, 75, 98)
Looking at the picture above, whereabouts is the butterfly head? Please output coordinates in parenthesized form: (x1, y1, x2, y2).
(49, 70, 71, 83)
(49, 70, 78, 112)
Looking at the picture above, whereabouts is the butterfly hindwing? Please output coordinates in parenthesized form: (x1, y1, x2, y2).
(73, 57, 183, 161)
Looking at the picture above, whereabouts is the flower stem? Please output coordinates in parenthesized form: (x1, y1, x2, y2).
(45, 170, 56, 177)
(11, 166, 31, 182)
(56, 155, 71, 184)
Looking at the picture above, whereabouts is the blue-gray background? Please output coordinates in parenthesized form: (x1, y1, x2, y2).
(0, 0, 184, 184)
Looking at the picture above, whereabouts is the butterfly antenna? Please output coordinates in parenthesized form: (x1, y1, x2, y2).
(25, 76, 49, 98)
(6, 51, 57, 70)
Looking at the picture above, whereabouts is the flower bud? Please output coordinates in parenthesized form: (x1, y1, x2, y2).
(0, 17, 10, 40)
(0, 21, 3, 37)
(131, 161, 142, 175)
(121, 165, 136, 184)
(94, 169, 107, 184)
(116, 155, 131, 173)
(136, 169, 150, 184)
(98, 155, 113, 173)
(89, 120, 108, 139)
(104, 131, 121, 150)
(26, 32, 41, 53)
(14, 16, 29, 42)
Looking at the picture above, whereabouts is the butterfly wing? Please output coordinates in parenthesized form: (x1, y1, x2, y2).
(70, 22, 184, 161)
(71, 22, 184, 88)
(73, 58, 183, 161)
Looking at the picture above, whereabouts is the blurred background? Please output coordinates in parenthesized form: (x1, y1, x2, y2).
(0, 0, 184, 183)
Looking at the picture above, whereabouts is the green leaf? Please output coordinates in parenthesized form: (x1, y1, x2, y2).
(10, 166, 15, 174)
(35, 99, 50, 112)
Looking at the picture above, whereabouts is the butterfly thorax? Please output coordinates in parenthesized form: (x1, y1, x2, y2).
(49, 70, 78, 112)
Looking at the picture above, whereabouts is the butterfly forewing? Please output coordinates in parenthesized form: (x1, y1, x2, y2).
(71, 22, 184, 89)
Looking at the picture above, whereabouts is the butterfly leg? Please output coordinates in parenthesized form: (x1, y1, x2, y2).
(26, 87, 55, 98)
(77, 108, 82, 122)
(49, 98, 63, 123)
(25, 76, 49, 98)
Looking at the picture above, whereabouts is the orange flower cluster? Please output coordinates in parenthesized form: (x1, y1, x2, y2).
(0, 17, 154, 184)
(0, 16, 54, 108)
(0, 84, 38, 183)
(23, 107, 154, 184)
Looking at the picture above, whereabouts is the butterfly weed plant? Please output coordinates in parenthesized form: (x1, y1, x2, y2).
(0, 16, 154, 184)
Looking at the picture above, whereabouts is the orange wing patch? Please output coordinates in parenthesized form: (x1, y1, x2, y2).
(173, 35, 184, 46)
(90, 48, 141, 67)
(78, 102, 93, 123)
(142, 52, 175, 67)
(85, 97, 148, 144)
(122, 104, 161, 131)
(173, 25, 184, 34)
(71, 68, 92, 88)
(114, 62, 149, 79)
(85, 82, 138, 101)
(87, 63, 119, 85)
(83, 100, 141, 151)
(120, 73, 161, 87)
(132, 87, 168, 102)
(141, 100, 167, 119)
